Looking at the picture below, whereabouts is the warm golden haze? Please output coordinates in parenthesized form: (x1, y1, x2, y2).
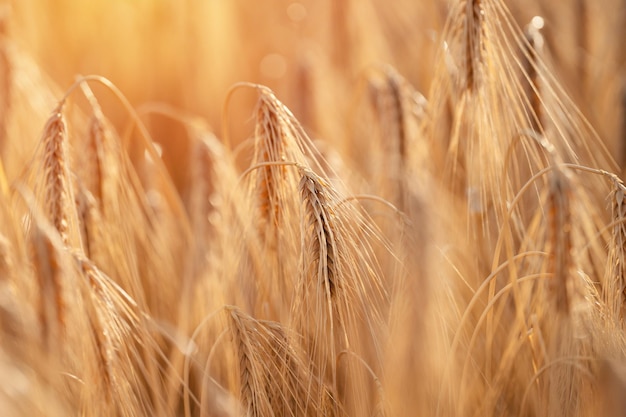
(0, 0, 625, 416)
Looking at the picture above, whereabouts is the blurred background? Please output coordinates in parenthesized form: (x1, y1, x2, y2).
(0, 0, 624, 172)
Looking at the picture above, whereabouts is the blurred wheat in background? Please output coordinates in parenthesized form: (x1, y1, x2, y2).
(0, 0, 625, 416)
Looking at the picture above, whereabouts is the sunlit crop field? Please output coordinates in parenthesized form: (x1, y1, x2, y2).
(0, 1, 625, 416)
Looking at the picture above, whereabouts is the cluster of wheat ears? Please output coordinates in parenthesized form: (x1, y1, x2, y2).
(0, 0, 625, 416)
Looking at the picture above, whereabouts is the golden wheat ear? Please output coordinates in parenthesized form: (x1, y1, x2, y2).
(222, 84, 338, 322)
(226, 305, 337, 417)
(350, 65, 430, 211)
(76, 252, 192, 416)
(291, 166, 389, 416)
(299, 169, 339, 301)
(248, 87, 308, 319)
(523, 163, 596, 417)
(220, 83, 391, 415)
(38, 109, 77, 247)
(463, 0, 485, 93)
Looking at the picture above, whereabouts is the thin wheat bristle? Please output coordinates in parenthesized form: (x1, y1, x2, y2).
(76, 258, 114, 403)
(264, 318, 338, 417)
(75, 254, 165, 416)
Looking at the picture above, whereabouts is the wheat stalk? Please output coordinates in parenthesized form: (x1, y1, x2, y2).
(545, 168, 574, 315)
(30, 222, 64, 349)
(523, 16, 546, 132)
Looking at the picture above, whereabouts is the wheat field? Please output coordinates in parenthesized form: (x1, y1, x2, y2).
(0, 0, 625, 416)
